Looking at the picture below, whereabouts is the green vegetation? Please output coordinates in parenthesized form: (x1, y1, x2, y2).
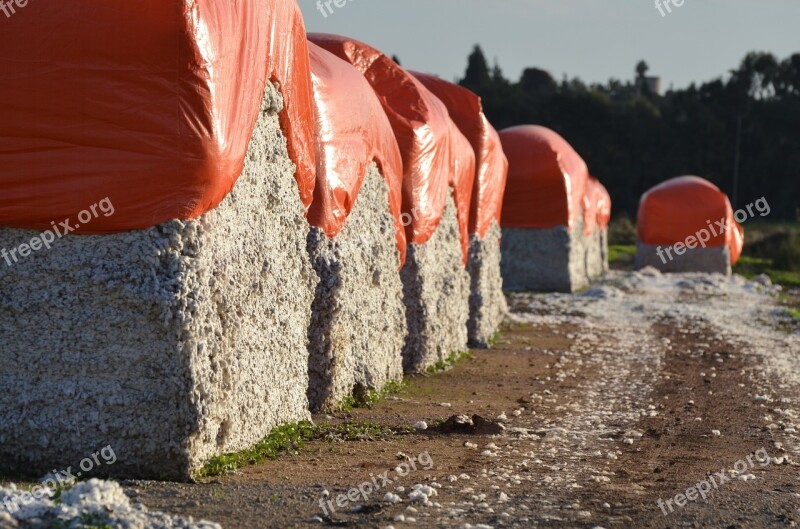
(338, 379, 410, 412)
(741, 224, 800, 273)
(196, 422, 317, 478)
(733, 223, 800, 321)
(425, 350, 474, 374)
(734, 256, 800, 288)
(196, 420, 405, 478)
(196, 359, 476, 477)
(608, 244, 636, 269)
(607, 215, 637, 246)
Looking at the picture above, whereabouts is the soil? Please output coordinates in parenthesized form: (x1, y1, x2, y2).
(5, 271, 800, 528)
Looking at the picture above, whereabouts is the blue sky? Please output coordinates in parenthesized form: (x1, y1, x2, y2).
(301, 0, 799, 89)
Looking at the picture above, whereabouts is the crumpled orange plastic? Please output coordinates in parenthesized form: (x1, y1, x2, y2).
(447, 119, 476, 263)
(306, 42, 406, 265)
(412, 73, 508, 240)
(0, 0, 315, 232)
(309, 34, 473, 263)
(596, 180, 613, 231)
(583, 177, 613, 236)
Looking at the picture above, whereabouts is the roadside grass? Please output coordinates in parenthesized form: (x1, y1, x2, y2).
(195, 422, 317, 478)
(486, 330, 501, 348)
(338, 379, 410, 412)
(609, 244, 636, 270)
(425, 350, 474, 374)
(733, 256, 800, 288)
(196, 348, 479, 478)
(732, 223, 799, 320)
(196, 420, 405, 479)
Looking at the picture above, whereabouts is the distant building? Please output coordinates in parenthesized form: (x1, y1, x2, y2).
(636, 76, 661, 96)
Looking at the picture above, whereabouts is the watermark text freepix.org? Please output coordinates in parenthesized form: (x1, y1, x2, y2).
(1, 445, 117, 513)
(1, 197, 115, 267)
(657, 447, 771, 516)
(318, 450, 434, 516)
(316, 0, 354, 18)
(0, 0, 31, 19)
(656, 196, 770, 265)
(655, 0, 685, 17)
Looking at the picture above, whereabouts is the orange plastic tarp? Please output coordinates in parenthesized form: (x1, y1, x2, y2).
(309, 34, 473, 262)
(0, 0, 315, 232)
(583, 179, 599, 237)
(596, 180, 612, 231)
(499, 125, 589, 232)
(412, 73, 509, 239)
(447, 120, 477, 263)
(637, 176, 744, 264)
(583, 177, 613, 236)
(306, 42, 406, 264)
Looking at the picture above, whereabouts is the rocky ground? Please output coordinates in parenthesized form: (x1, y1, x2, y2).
(3, 269, 800, 528)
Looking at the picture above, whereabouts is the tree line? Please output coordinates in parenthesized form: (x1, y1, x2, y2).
(459, 46, 800, 222)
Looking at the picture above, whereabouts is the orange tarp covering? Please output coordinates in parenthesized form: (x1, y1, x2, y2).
(448, 121, 477, 263)
(596, 180, 612, 231)
(309, 33, 473, 262)
(306, 42, 406, 264)
(637, 176, 744, 264)
(499, 125, 590, 232)
(583, 177, 613, 236)
(0, 0, 315, 232)
(412, 73, 509, 239)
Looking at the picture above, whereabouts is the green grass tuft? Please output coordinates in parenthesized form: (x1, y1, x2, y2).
(608, 244, 636, 270)
(337, 379, 410, 412)
(195, 421, 317, 478)
(425, 350, 474, 374)
(195, 420, 407, 479)
(608, 244, 636, 263)
(487, 330, 501, 348)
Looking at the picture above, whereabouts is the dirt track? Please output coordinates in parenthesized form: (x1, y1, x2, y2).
(4, 270, 799, 528)
(98, 269, 796, 528)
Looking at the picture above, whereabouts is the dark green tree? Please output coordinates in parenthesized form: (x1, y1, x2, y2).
(519, 67, 557, 97)
(463, 46, 800, 221)
(461, 45, 491, 91)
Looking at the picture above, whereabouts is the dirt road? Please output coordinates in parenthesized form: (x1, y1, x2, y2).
(4, 269, 800, 528)
(114, 269, 797, 528)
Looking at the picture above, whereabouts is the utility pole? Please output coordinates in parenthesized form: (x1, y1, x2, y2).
(732, 115, 743, 209)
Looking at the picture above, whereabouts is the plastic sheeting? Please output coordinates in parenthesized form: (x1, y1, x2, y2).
(412, 73, 508, 239)
(448, 121, 477, 263)
(308, 34, 473, 261)
(499, 125, 589, 232)
(306, 42, 406, 264)
(596, 180, 612, 230)
(583, 177, 613, 236)
(637, 176, 744, 264)
(0, 0, 316, 233)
